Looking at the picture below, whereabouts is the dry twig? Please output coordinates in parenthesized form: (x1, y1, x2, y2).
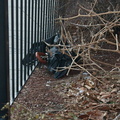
(52, 4, 120, 83)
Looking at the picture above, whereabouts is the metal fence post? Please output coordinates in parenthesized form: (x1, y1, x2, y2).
(0, 0, 9, 119)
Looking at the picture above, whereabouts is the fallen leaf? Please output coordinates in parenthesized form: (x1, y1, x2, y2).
(87, 110, 107, 120)
(79, 114, 89, 119)
(85, 80, 95, 89)
(85, 85, 91, 89)
(92, 104, 112, 111)
(101, 94, 111, 99)
(99, 92, 111, 99)
(111, 88, 118, 93)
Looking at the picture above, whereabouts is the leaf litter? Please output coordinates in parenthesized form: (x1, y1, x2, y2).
(11, 67, 120, 120)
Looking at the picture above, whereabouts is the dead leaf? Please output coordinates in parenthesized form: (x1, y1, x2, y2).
(85, 85, 92, 89)
(85, 79, 95, 89)
(111, 88, 118, 93)
(101, 94, 111, 99)
(87, 110, 107, 120)
(100, 92, 111, 99)
(77, 87, 86, 94)
(79, 114, 89, 119)
(92, 104, 112, 111)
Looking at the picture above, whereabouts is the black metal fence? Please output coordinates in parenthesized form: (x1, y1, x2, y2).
(0, 0, 59, 119)
(0, 0, 9, 119)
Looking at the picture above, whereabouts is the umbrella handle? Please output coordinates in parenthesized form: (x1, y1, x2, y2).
(35, 52, 47, 64)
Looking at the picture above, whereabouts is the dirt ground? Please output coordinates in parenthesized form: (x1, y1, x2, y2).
(10, 66, 75, 119)
(10, 62, 120, 120)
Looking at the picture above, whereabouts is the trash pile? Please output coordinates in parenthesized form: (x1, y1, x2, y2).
(22, 33, 82, 78)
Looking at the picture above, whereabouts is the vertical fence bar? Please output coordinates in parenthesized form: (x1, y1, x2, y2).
(38, 0, 41, 42)
(47, 0, 49, 37)
(39, 0, 43, 42)
(31, 0, 34, 70)
(44, 0, 46, 39)
(20, 0, 23, 87)
(47, 0, 49, 38)
(16, 0, 19, 93)
(0, 0, 9, 119)
(51, 0, 55, 36)
(8, 0, 13, 105)
(36, 0, 38, 44)
(29, 0, 32, 70)
(11, 0, 15, 100)
(51, 0, 54, 36)
(48, 0, 51, 37)
(42, 0, 45, 40)
(18, 1, 21, 92)
(45, 0, 49, 38)
(34, 0, 37, 66)
(54, 0, 58, 33)
(51, 0, 54, 35)
(53, 0, 55, 34)
(27, 0, 30, 75)
(41, 0, 45, 40)
(24, 0, 27, 81)
(55, 0, 59, 32)
(50, 0, 52, 36)
(37, 0, 40, 43)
